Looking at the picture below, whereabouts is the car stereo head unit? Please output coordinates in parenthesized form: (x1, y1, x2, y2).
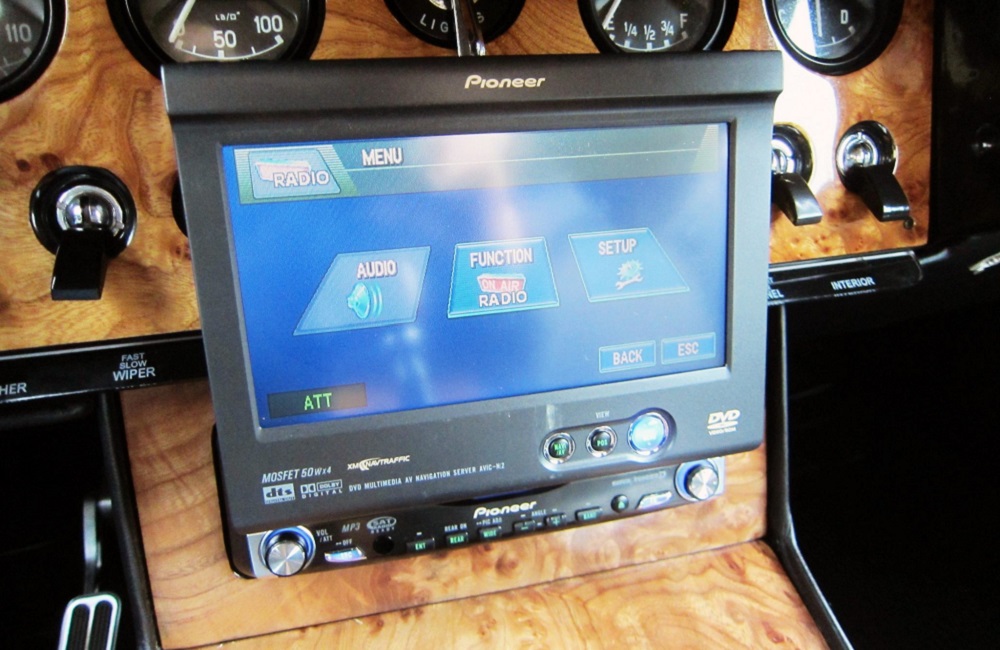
(165, 53, 781, 578)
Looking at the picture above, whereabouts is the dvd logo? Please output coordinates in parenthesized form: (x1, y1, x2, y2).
(707, 410, 741, 435)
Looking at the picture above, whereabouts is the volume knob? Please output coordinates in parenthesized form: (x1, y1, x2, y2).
(676, 461, 721, 502)
(262, 528, 314, 577)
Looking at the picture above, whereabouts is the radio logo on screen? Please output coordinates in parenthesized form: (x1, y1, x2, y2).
(233, 145, 355, 203)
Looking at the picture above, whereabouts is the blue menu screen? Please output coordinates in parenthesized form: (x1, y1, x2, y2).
(222, 124, 730, 428)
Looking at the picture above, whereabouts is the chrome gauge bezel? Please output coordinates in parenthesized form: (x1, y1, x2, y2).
(0, 0, 66, 102)
(107, 0, 325, 77)
(765, 0, 903, 75)
(578, 0, 737, 55)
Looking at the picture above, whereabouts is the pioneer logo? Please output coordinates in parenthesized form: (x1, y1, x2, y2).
(707, 409, 741, 435)
(464, 74, 546, 90)
(473, 500, 538, 519)
(347, 455, 411, 472)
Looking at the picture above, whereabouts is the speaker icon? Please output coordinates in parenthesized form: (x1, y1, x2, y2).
(347, 282, 384, 320)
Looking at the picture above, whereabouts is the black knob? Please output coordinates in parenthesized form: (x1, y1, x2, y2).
(771, 124, 823, 226)
(29, 167, 137, 300)
(836, 121, 912, 228)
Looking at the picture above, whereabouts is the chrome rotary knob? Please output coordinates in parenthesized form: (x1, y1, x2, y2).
(261, 529, 314, 577)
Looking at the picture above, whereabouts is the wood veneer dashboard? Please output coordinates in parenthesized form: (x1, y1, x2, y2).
(0, 0, 932, 354)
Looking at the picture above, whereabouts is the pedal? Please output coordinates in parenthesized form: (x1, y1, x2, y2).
(58, 593, 120, 650)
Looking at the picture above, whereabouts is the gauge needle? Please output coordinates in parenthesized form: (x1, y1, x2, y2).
(169, 0, 198, 44)
(602, 0, 623, 31)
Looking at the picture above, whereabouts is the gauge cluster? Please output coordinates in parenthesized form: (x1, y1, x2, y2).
(0, 0, 933, 355)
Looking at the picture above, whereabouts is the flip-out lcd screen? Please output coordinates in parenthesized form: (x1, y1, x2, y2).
(224, 124, 730, 428)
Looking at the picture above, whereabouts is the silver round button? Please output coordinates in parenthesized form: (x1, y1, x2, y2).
(684, 465, 720, 502)
(262, 530, 313, 577)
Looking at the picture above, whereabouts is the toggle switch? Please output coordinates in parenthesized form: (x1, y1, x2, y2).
(836, 121, 913, 228)
(770, 124, 823, 226)
(30, 167, 137, 300)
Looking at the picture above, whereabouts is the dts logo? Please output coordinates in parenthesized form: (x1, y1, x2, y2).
(707, 409, 741, 435)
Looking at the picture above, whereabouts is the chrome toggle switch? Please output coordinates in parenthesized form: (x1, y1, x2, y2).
(837, 121, 913, 228)
(29, 167, 137, 300)
(771, 124, 823, 226)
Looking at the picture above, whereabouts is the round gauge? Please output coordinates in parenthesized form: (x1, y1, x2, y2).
(765, 0, 903, 74)
(579, 0, 736, 54)
(384, 0, 525, 50)
(108, 0, 325, 76)
(0, 0, 64, 102)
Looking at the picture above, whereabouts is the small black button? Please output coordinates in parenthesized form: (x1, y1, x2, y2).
(545, 513, 567, 527)
(544, 433, 575, 463)
(576, 507, 603, 522)
(587, 427, 617, 456)
(611, 494, 630, 512)
(513, 520, 538, 534)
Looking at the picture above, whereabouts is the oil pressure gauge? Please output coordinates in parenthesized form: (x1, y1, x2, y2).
(109, 0, 324, 76)
(765, 0, 903, 74)
(579, 0, 736, 54)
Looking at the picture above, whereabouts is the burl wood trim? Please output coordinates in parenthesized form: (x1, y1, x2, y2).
(2, 0, 933, 352)
(726, 0, 933, 262)
(215, 541, 827, 650)
(121, 380, 767, 649)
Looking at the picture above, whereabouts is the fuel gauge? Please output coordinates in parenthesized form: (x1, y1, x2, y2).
(579, 0, 736, 54)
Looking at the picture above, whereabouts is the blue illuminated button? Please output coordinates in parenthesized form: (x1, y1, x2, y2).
(636, 491, 673, 511)
(599, 341, 656, 373)
(295, 247, 430, 335)
(324, 547, 367, 564)
(661, 333, 717, 365)
(448, 237, 559, 318)
(628, 412, 670, 455)
(568, 228, 689, 302)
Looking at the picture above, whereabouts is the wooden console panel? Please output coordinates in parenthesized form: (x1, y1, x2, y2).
(121, 381, 828, 649)
(1, 0, 932, 352)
